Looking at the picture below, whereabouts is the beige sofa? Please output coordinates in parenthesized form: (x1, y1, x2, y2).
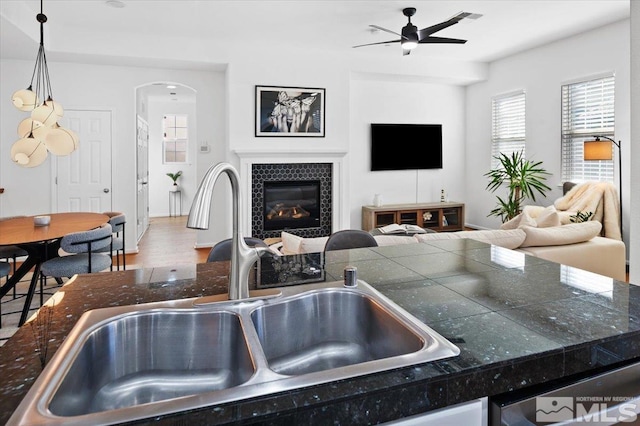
(412, 225, 626, 282)
(276, 221, 626, 282)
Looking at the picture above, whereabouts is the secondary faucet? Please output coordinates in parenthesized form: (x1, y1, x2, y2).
(187, 162, 265, 300)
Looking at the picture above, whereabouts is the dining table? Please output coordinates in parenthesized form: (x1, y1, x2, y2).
(0, 212, 110, 326)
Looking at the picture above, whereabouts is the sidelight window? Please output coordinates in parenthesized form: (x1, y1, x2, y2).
(162, 114, 188, 163)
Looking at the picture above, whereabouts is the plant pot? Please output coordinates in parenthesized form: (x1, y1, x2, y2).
(170, 184, 179, 192)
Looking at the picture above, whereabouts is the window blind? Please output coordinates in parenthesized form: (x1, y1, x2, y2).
(491, 91, 526, 168)
(561, 75, 615, 182)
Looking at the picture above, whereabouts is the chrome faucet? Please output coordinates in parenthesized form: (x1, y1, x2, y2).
(187, 162, 265, 300)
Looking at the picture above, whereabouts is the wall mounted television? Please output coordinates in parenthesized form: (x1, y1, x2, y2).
(370, 123, 443, 171)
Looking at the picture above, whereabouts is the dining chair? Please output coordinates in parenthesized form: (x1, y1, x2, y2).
(0, 216, 29, 299)
(324, 230, 378, 252)
(0, 261, 11, 328)
(95, 212, 126, 271)
(40, 224, 113, 305)
(207, 237, 268, 262)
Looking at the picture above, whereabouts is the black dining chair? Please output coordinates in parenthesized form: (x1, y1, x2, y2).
(0, 216, 29, 299)
(0, 261, 11, 328)
(40, 224, 113, 305)
(324, 230, 378, 252)
(207, 237, 268, 262)
(94, 212, 126, 271)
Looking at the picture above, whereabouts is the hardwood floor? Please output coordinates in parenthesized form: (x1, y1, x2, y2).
(125, 216, 210, 269)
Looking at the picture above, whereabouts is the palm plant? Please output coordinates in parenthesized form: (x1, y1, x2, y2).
(166, 171, 182, 185)
(484, 151, 551, 222)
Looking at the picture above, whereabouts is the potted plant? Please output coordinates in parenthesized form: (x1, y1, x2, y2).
(484, 151, 551, 222)
(166, 171, 182, 192)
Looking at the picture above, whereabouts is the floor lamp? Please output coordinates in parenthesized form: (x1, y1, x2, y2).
(583, 136, 622, 240)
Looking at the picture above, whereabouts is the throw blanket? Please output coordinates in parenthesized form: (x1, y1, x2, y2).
(554, 181, 621, 240)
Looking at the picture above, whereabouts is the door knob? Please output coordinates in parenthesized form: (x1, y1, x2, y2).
(103, 188, 110, 193)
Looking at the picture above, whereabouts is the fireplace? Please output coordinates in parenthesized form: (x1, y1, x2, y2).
(263, 181, 321, 231)
(251, 163, 332, 239)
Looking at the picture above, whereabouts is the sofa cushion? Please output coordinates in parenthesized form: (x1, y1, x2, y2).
(534, 206, 561, 228)
(281, 231, 303, 255)
(500, 211, 537, 230)
(300, 236, 329, 253)
(414, 229, 526, 250)
(519, 221, 602, 248)
(281, 231, 329, 254)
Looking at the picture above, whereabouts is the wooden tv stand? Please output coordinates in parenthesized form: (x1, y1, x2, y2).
(362, 202, 465, 233)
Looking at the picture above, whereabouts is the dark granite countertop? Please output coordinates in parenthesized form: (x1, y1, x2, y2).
(1, 239, 639, 425)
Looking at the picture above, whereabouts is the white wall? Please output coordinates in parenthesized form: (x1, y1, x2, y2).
(349, 76, 466, 228)
(630, 3, 639, 283)
(0, 58, 224, 253)
(465, 21, 631, 241)
(147, 98, 197, 217)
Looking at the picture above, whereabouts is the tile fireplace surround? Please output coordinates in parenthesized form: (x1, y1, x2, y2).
(235, 149, 347, 240)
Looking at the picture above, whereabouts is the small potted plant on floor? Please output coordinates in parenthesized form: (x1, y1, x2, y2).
(167, 171, 182, 192)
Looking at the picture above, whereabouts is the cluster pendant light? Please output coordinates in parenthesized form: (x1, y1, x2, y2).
(10, 0, 78, 168)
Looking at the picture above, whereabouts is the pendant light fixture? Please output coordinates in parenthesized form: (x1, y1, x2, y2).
(10, 0, 78, 168)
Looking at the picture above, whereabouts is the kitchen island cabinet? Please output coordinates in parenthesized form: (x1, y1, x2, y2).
(1, 239, 639, 425)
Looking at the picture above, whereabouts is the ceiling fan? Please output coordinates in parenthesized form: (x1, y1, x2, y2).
(354, 8, 482, 56)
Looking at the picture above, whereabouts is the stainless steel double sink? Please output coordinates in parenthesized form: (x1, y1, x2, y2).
(9, 280, 459, 425)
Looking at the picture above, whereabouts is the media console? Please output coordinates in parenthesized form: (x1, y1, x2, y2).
(362, 202, 465, 233)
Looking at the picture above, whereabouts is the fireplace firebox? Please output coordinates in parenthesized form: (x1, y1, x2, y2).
(263, 181, 321, 231)
(251, 163, 332, 239)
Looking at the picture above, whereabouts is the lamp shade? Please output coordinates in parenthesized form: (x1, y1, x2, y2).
(11, 136, 48, 167)
(45, 124, 78, 155)
(584, 140, 613, 161)
(11, 88, 39, 111)
(31, 103, 58, 127)
(44, 98, 64, 120)
(17, 118, 45, 138)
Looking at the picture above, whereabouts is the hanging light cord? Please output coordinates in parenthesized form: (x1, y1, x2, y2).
(29, 0, 53, 103)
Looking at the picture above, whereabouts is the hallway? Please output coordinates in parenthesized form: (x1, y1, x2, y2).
(126, 216, 210, 268)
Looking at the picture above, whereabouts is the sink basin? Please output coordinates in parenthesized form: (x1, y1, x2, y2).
(251, 290, 423, 375)
(49, 310, 254, 417)
(9, 280, 459, 425)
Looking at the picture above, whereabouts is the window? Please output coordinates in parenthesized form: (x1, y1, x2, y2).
(162, 114, 188, 163)
(561, 75, 615, 182)
(491, 91, 526, 169)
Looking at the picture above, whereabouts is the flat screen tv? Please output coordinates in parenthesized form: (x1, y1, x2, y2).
(370, 123, 442, 171)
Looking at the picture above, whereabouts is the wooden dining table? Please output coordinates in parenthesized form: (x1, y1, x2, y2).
(0, 212, 109, 326)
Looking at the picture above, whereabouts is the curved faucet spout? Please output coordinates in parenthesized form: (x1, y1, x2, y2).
(187, 162, 257, 300)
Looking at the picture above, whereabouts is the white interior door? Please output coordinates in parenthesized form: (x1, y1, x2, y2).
(56, 110, 112, 212)
(136, 116, 150, 240)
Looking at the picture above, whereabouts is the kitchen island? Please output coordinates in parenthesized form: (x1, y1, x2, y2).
(1, 238, 639, 424)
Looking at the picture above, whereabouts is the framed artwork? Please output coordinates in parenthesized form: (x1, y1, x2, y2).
(255, 85, 325, 137)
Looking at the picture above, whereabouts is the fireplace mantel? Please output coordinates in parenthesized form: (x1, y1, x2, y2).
(234, 149, 348, 238)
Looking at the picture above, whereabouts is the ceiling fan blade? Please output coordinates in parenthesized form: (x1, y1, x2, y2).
(419, 36, 467, 44)
(417, 11, 481, 40)
(417, 21, 459, 39)
(402, 47, 412, 56)
(370, 25, 405, 38)
(353, 39, 401, 48)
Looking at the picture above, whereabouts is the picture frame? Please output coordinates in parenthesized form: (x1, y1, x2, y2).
(255, 85, 325, 137)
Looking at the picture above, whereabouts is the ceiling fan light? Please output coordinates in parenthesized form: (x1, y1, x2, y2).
(11, 136, 48, 167)
(402, 40, 418, 50)
(45, 125, 78, 155)
(12, 88, 39, 112)
(31, 103, 58, 127)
